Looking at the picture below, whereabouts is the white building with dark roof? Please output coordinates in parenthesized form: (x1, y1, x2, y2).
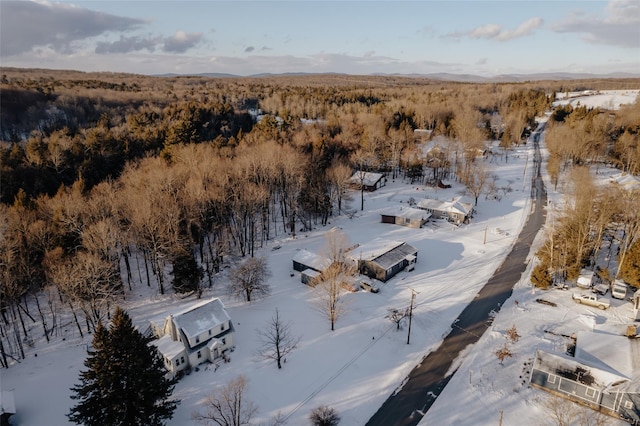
(149, 298, 234, 376)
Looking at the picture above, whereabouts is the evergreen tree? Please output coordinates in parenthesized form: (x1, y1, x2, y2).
(68, 307, 178, 426)
(171, 249, 203, 295)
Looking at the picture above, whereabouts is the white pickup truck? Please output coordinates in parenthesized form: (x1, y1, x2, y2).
(572, 293, 610, 310)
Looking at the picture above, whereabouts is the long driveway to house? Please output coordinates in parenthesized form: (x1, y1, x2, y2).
(366, 128, 547, 426)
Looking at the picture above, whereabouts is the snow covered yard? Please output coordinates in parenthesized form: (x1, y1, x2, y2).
(2, 88, 638, 426)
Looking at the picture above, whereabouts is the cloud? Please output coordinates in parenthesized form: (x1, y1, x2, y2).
(244, 46, 255, 53)
(552, 0, 640, 48)
(163, 30, 203, 53)
(95, 35, 161, 54)
(448, 17, 543, 42)
(0, 0, 145, 57)
(476, 58, 488, 65)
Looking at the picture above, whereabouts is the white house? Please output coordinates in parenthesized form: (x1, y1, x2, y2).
(416, 196, 473, 225)
(149, 298, 234, 376)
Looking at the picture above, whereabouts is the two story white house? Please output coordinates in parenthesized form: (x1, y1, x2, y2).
(149, 298, 234, 376)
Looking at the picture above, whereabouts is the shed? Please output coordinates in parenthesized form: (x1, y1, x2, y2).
(380, 206, 431, 228)
(301, 268, 321, 285)
(292, 249, 330, 273)
(349, 171, 386, 192)
(349, 239, 418, 282)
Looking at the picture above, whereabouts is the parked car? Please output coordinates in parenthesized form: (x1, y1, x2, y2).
(592, 283, 609, 296)
(359, 279, 379, 293)
(611, 280, 628, 300)
(572, 293, 610, 310)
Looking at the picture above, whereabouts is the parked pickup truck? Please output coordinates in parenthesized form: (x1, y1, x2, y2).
(572, 293, 610, 310)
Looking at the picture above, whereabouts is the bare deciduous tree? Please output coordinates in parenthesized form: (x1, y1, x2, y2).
(386, 308, 409, 330)
(228, 257, 271, 303)
(256, 308, 300, 369)
(192, 375, 257, 426)
(309, 405, 340, 426)
(495, 343, 513, 365)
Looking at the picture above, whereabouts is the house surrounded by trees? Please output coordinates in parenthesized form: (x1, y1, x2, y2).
(149, 298, 234, 376)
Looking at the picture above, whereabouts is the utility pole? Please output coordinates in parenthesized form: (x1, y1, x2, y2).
(407, 288, 418, 344)
(484, 226, 488, 245)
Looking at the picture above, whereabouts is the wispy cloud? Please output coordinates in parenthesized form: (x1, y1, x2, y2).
(95, 35, 161, 54)
(448, 17, 544, 42)
(0, 0, 145, 56)
(552, 0, 640, 48)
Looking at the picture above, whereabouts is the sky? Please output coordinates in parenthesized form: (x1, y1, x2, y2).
(1, 93, 639, 425)
(0, 1, 639, 77)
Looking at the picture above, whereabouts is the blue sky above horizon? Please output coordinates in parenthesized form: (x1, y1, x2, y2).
(1, 1, 638, 76)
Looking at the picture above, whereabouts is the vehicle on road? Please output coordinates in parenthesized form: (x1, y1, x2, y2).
(572, 293, 610, 310)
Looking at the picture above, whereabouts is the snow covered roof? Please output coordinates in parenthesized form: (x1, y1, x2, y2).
(151, 335, 185, 360)
(533, 349, 626, 390)
(575, 330, 640, 391)
(381, 205, 431, 221)
(349, 171, 384, 187)
(348, 238, 405, 262)
(171, 298, 231, 341)
(1, 390, 15, 415)
(292, 249, 331, 272)
(416, 196, 472, 215)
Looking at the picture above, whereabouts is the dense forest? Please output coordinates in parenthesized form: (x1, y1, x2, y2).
(1, 67, 639, 367)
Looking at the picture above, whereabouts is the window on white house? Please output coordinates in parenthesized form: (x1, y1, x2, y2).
(181, 356, 185, 364)
(208, 330, 212, 336)
(222, 338, 226, 345)
(196, 336, 200, 343)
(548, 374, 557, 384)
(175, 359, 179, 366)
(585, 388, 595, 397)
(221, 323, 225, 331)
(197, 351, 201, 359)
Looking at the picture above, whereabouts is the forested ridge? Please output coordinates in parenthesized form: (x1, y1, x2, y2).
(1, 67, 639, 367)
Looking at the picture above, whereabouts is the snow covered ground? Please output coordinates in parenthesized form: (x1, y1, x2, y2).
(553, 89, 639, 110)
(1, 90, 637, 426)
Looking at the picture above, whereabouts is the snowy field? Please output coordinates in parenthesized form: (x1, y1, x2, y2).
(553, 89, 639, 111)
(2, 89, 638, 426)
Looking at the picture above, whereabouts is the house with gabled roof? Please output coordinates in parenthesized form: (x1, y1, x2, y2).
(348, 238, 417, 282)
(349, 171, 386, 192)
(149, 298, 234, 376)
(416, 196, 473, 225)
(530, 328, 640, 423)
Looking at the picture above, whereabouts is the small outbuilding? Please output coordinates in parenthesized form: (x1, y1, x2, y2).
(349, 239, 418, 282)
(292, 249, 330, 273)
(380, 206, 431, 228)
(349, 171, 386, 192)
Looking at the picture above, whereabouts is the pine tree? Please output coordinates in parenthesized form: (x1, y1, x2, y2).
(69, 307, 178, 426)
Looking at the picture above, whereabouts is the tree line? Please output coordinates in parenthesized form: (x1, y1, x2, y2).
(1, 68, 638, 367)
